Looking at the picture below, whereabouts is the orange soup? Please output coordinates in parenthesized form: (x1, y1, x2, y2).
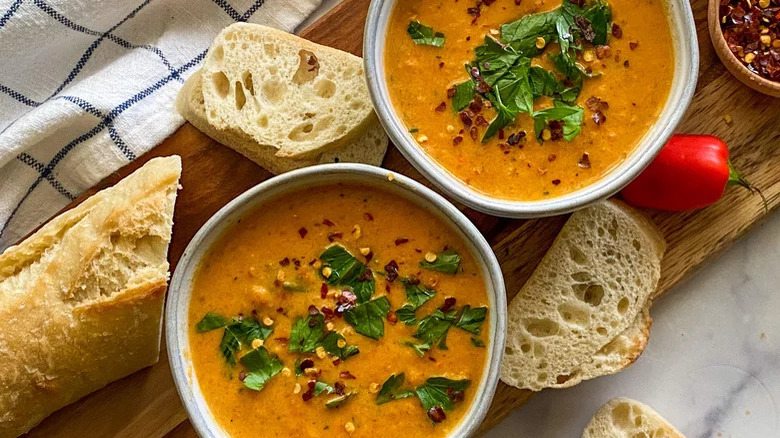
(188, 184, 490, 438)
(385, 0, 674, 200)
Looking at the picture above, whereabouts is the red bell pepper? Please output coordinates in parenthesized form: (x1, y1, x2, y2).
(621, 134, 766, 211)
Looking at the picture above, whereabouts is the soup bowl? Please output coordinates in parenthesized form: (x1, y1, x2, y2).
(364, 0, 699, 218)
(166, 163, 507, 438)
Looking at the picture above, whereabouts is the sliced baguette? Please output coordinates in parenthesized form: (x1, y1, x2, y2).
(582, 398, 686, 438)
(500, 200, 665, 391)
(200, 23, 375, 159)
(0, 156, 181, 437)
(176, 70, 387, 175)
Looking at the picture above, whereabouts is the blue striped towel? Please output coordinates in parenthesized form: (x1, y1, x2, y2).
(0, 0, 321, 250)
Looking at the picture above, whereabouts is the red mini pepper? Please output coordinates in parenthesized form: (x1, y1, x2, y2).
(621, 134, 765, 211)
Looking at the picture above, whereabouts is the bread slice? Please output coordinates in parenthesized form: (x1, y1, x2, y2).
(500, 200, 665, 391)
(582, 398, 686, 438)
(200, 23, 375, 159)
(176, 70, 387, 175)
(0, 156, 181, 437)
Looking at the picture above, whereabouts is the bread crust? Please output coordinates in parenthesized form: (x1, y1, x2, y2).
(0, 156, 181, 437)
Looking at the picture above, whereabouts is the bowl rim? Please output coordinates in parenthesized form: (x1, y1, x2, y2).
(363, 0, 700, 218)
(165, 163, 507, 438)
(707, 0, 780, 96)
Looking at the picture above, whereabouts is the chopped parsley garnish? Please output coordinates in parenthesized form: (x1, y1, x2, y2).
(289, 314, 359, 360)
(396, 304, 418, 326)
(419, 250, 461, 274)
(402, 279, 437, 309)
(455, 305, 488, 334)
(471, 337, 486, 347)
(325, 392, 357, 408)
(408, 308, 458, 354)
(532, 101, 584, 142)
(320, 244, 375, 303)
(239, 347, 283, 391)
(196, 312, 230, 332)
(376, 374, 471, 423)
(314, 381, 335, 396)
(407, 21, 446, 47)
(344, 296, 391, 340)
(218, 317, 273, 365)
(452, 80, 476, 112)
(376, 373, 417, 404)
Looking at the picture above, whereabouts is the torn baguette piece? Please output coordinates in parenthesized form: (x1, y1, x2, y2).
(500, 199, 665, 391)
(176, 70, 387, 175)
(200, 23, 377, 159)
(582, 398, 686, 438)
(0, 156, 182, 437)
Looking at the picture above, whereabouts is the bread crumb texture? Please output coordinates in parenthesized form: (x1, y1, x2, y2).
(500, 200, 665, 391)
(582, 398, 686, 438)
(0, 156, 181, 437)
(200, 23, 375, 159)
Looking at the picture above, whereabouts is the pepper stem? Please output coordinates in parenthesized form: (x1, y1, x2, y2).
(727, 160, 768, 213)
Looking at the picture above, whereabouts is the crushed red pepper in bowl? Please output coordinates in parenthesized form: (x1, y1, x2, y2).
(720, 0, 780, 82)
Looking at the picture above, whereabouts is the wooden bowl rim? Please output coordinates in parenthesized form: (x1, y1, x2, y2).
(707, 0, 780, 96)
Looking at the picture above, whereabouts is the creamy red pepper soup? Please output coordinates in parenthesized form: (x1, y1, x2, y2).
(189, 184, 490, 437)
(385, 0, 674, 200)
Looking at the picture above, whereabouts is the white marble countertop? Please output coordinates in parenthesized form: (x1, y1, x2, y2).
(303, 3, 780, 436)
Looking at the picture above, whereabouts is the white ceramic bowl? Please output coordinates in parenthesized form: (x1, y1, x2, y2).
(364, 0, 699, 218)
(166, 163, 507, 438)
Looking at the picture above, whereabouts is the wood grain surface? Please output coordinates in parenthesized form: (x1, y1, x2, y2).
(23, 0, 780, 436)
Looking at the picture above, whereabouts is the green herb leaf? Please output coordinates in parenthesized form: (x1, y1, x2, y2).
(294, 357, 303, 376)
(529, 66, 564, 99)
(471, 337, 486, 347)
(218, 318, 273, 365)
(314, 381, 335, 396)
(321, 331, 360, 360)
(413, 308, 457, 350)
(282, 281, 307, 292)
(409, 128, 419, 134)
(455, 306, 488, 334)
(326, 392, 357, 408)
(415, 377, 471, 412)
(196, 312, 229, 332)
(402, 280, 437, 309)
(397, 304, 418, 326)
(289, 314, 326, 353)
(407, 21, 445, 47)
(532, 101, 584, 142)
(376, 373, 417, 404)
(583, 0, 612, 45)
(404, 341, 431, 357)
(474, 36, 521, 86)
(500, 9, 561, 56)
(452, 80, 476, 112)
(483, 89, 518, 141)
(419, 250, 462, 275)
(344, 296, 391, 340)
(240, 347, 283, 391)
(320, 245, 375, 303)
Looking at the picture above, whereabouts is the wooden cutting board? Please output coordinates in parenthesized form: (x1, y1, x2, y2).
(24, 0, 780, 436)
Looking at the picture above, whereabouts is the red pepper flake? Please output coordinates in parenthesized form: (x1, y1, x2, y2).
(405, 275, 420, 286)
(592, 110, 606, 125)
(467, 7, 481, 24)
(585, 96, 609, 112)
(365, 251, 374, 263)
(321, 306, 335, 319)
(385, 260, 400, 282)
(334, 382, 346, 395)
(469, 96, 484, 114)
(507, 131, 526, 145)
(332, 358, 341, 366)
(327, 232, 342, 242)
(548, 154, 557, 162)
(279, 257, 290, 266)
(238, 370, 247, 381)
(470, 66, 492, 93)
(364, 212, 374, 221)
(578, 153, 592, 169)
(475, 115, 489, 127)
(387, 310, 398, 325)
(340, 371, 357, 380)
(548, 121, 564, 141)
(611, 23, 623, 38)
(439, 61, 445, 68)
(435, 102, 447, 112)
(470, 126, 479, 141)
(322, 218, 335, 226)
(276, 307, 285, 313)
(595, 45, 611, 59)
(299, 358, 315, 373)
(483, 0, 496, 5)
(298, 227, 308, 238)
(575, 16, 595, 42)
(447, 387, 465, 403)
(459, 111, 473, 127)
(441, 297, 457, 312)
(394, 238, 409, 246)
(499, 143, 511, 154)
(336, 290, 357, 314)
(498, 129, 505, 140)
(552, 179, 561, 185)
(308, 305, 320, 316)
(623, 60, 630, 68)
(514, 0, 522, 4)
(320, 283, 328, 299)
(302, 381, 315, 402)
(453, 135, 464, 146)
(447, 87, 456, 98)
(428, 406, 447, 423)
(274, 337, 289, 345)
(569, 0, 585, 6)
(629, 41, 639, 50)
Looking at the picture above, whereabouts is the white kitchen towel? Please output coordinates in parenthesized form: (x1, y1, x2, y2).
(0, 0, 321, 250)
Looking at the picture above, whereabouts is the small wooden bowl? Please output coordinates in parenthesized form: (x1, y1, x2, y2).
(708, 0, 780, 97)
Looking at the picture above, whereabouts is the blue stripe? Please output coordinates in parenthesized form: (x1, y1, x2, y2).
(241, 0, 265, 21)
(0, 83, 42, 107)
(0, 0, 22, 29)
(211, 0, 242, 21)
(59, 95, 103, 118)
(0, 49, 207, 239)
(34, 0, 155, 97)
(17, 153, 77, 200)
(59, 96, 136, 160)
